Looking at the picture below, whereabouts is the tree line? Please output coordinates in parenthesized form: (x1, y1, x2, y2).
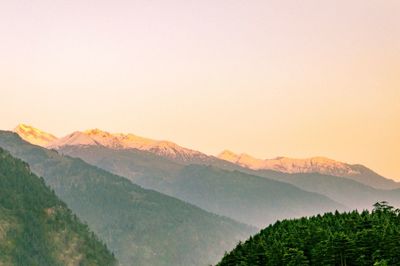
(218, 202, 400, 266)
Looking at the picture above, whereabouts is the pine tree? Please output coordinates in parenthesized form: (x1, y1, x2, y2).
(282, 248, 309, 266)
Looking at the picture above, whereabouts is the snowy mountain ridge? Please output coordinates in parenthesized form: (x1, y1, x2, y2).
(14, 124, 58, 147)
(14, 124, 207, 161)
(13, 124, 395, 186)
(218, 150, 361, 176)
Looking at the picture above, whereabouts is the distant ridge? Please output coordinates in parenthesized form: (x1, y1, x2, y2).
(217, 150, 400, 190)
(13, 124, 399, 189)
(13, 124, 209, 162)
(218, 150, 360, 176)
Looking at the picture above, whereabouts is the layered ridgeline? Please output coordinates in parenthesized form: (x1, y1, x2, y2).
(0, 131, 254, 266)
(211, 154, 400, 211)
(218, 202, 400, 266)
(51, 146, 400, 218)
(13, 125, 400, 224)
(47, 134, 398, 226)
(0, 148, 115, 265)
(54, 145, 344, 228)
(262, 172, 400, 211)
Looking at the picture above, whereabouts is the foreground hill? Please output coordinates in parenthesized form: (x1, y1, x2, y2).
(0, 131, 254, 266)
(218, 202, 400, 266)
(0, 148, 115, 265)
(56, 145, 344, 228)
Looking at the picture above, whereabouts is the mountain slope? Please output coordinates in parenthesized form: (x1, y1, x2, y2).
(170, 165, 345, 227)
(196, 158, 400, 211)
(218, 150, 400, 190)
(57, 145, 400, 226)
(56, 145, 345, 228)
(280, 173, 400, 210)
(0, 131, 254, 266)
(0, 147, 116, 266)
(218, 203, 400, 265)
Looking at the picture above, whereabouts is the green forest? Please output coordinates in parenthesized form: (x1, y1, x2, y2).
(219, 202, 400, 266)
(0, 148, 116, 265)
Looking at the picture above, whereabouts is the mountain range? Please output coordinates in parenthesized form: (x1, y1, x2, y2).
(0, 131, 254, 266)
(217, 150, 400, 190)
(13, 125, 400, 213)
(218, 150, 359, 176)
(16, 124, 208, 162)
(13, 125, 348, 226)
(14, 124, 399, 190)
(3, 123, 400, 264)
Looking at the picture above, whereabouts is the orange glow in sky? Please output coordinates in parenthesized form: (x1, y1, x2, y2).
(1, 0, 399, 179)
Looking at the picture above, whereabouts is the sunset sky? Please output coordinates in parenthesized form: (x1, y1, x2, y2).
(1, 0, 399, 179)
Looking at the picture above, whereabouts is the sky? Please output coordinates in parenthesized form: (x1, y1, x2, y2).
(0, 0, 399, 179)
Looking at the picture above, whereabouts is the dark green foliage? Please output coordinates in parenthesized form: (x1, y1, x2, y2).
(283, 248, 309, 266)
(0, 131, 254, 266)
(218, 202, 400, 266)
(0, 148, 116, 266)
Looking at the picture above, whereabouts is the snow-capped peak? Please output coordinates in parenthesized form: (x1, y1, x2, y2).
(47, 128, 208, 161)
(13, 124, 58, 147)
(47, 131, 99, 148)
(217, 151, 361, 177)
(218, 150, 239, 161)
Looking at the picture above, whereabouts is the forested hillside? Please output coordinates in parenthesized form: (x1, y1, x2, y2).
(218, 202, 400, 266)
(0, 148, 116, 265)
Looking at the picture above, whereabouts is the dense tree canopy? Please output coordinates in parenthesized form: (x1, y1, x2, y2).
(219, 202, 400, 266)
(0, 147, 116, 265)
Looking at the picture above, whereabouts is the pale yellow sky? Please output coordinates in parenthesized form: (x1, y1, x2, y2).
(0, 0, 399, 179)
